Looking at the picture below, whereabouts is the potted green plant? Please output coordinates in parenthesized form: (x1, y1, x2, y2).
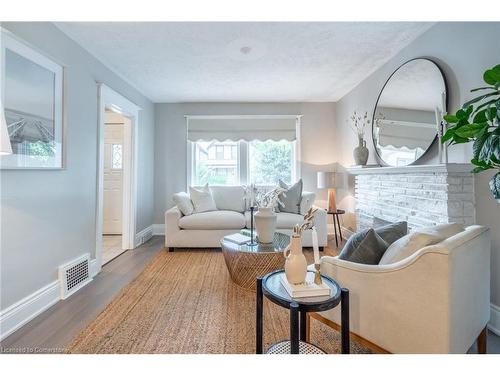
(441, 64, 500, 202)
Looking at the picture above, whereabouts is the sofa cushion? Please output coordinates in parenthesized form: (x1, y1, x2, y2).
(339, 228, 386, 261)
(173, 192, 194, 216)
(419, 222, 465, 238)
(346, 229, 389, 265)
(244, 211, 304, 229)
(189, 184, 217, 213)
(209, 185, 246, 212)
(179, 210, 245, 230)
(278, 179, 303, 214)
(379, 231, 444, 265)
(375, 221, 408, 245)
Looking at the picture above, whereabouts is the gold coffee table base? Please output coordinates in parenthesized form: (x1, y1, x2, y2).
(221, 232, 289, 290)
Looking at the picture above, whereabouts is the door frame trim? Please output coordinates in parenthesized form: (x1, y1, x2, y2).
(96, 83, 141, 272)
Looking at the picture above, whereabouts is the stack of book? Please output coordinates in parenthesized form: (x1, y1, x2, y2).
(223, 233, 251, 245)
(280, 273, 331, 298)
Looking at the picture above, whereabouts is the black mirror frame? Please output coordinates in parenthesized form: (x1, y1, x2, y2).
(371, 58, 448, 167)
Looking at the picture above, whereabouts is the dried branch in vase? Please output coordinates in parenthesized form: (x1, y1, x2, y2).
(292, 207, 318, 236)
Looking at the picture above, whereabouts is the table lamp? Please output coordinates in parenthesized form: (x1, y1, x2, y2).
(317, 171, 337, 213)
(1, 102, 13, 155)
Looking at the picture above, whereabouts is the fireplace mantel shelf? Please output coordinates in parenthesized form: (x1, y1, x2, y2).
(347, 163, 472, 175)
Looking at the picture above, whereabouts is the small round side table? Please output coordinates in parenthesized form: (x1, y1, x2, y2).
(328, 209, 346, 248)
(256, 270, 350, 354)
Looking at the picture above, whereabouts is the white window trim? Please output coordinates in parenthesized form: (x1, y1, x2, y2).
(187, 139, 300, 187)
(185, 115, 302, 188)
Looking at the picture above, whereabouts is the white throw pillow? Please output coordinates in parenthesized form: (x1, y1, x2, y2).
(173, 192, 194, 216)
(189, 184, 217, 213)
(379, 231, 444, 265)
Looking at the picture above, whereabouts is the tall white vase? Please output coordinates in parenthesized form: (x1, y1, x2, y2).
(254, 207, 277, 244)
(284, 235, 307, 284)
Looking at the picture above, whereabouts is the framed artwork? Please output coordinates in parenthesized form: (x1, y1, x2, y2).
(1, 29, 64, 169)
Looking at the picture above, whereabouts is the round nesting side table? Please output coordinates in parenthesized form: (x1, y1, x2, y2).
(256, 270, 350, 354)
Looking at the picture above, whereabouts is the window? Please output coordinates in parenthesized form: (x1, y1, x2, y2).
(112, 144, 123, 169)
(190, 140, 296, 186)
(249, 140, 293, 185)
(193, 141, 239, 185)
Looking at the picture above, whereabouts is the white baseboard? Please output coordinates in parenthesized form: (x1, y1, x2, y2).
(1, 258, 99, 341)
(135, 225, 154, 247)
(0, 281, 60, 341)
(89, 258, 99, 277)
(489, 303, 500, 336)
(152, 224, 165, 236)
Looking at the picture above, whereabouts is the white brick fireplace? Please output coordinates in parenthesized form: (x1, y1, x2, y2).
(348, 164, 475, 231)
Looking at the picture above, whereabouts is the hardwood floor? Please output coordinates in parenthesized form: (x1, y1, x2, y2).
(1, 234, 499, 354)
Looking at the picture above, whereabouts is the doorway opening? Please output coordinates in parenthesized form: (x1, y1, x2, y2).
(102, 110, 128, 264)
(95, 84, 140, 273)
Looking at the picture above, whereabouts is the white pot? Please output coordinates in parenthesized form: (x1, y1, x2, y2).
(254, 207, 277, 244)
(284, 235, 307, 284)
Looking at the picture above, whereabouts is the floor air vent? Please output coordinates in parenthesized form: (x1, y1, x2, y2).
(58, 254, 93, 299)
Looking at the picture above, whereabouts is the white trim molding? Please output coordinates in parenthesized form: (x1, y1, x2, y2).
(0, 281, 60, 341)
(96, 83, 142, 274)
(489, 303, 500, 337)
(152, 224, 165, 236)
(347, 163, 472, 175)
(0, 259, 98, 340)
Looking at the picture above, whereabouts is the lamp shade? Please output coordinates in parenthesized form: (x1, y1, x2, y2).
(1, 102, 13, 155)
(317, 171, 335, 189)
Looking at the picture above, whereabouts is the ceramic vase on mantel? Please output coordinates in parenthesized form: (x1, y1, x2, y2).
(254, 207, 277, 244)
(353, 136, 369, 165)
(284, 235, 307, 284)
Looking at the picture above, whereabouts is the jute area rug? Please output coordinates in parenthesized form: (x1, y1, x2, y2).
(67, 250, 372, 354)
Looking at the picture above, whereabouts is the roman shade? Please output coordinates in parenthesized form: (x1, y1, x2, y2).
(377, 120, 436, 149)
(186, 115, 300, 142)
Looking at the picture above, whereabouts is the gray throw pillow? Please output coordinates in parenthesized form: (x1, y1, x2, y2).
(338, 228, 371, 260)
(347, 229, 389, 265)
(374, 221, 408, 245)
(278, 179, 303, 214)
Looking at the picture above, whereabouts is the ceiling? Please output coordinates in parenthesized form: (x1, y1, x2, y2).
(55, 22, 434, 103)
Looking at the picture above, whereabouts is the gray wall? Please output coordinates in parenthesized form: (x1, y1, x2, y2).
(0, 23, 155, 309)
(333, 22, 500, 307)
(154, 102, 337, 224)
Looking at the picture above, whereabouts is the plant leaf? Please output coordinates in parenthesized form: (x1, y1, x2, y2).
(443, 114, 458, 123)
(473, 132, 490, 160)
(455, 123, 487, 138)
(441, 128, 455, 143)
(463, 92, 498, 108)
(473, 109, 487, 123)
(452, 133, 469, 144)
(483, 65, 500, 85)
(470, 86, 496, 92)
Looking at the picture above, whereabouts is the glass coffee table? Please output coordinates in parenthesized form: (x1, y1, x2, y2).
(220, 232, 290, 290)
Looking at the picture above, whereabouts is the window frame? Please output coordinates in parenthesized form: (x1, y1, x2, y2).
(187, 139, 299, 187)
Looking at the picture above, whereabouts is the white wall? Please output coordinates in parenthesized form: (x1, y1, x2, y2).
(154, 102, 337, 223)
(333, 22, 500, 307)
(0, 22, 155, 309)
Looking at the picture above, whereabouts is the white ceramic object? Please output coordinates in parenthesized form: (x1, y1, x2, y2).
(284, 235, 307, 284)
(254, 207, 277, 243)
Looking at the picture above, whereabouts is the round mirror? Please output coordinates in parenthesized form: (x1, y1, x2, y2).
(372, 59, 446, 167)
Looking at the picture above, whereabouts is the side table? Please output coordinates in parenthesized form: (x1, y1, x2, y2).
(256, 270, 350, 354)
(328, 209, 345, 248)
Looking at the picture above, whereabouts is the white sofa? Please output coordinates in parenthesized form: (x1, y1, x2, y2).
(165, 185, 327, 250)
(310, 225, 491, 353)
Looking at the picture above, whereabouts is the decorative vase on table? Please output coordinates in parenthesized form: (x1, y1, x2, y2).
(353, 136, 369, 165)
(254, 207, 277, 244)
(284, 234, 307, 284)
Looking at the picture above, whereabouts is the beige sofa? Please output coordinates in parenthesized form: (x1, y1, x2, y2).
(165, 185, 327, 250)
(309, 225, 491, 353)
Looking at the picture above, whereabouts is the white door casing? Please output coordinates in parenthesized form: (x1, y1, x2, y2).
(103, 117, 124, 234)
(95, 84, 141, 274)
